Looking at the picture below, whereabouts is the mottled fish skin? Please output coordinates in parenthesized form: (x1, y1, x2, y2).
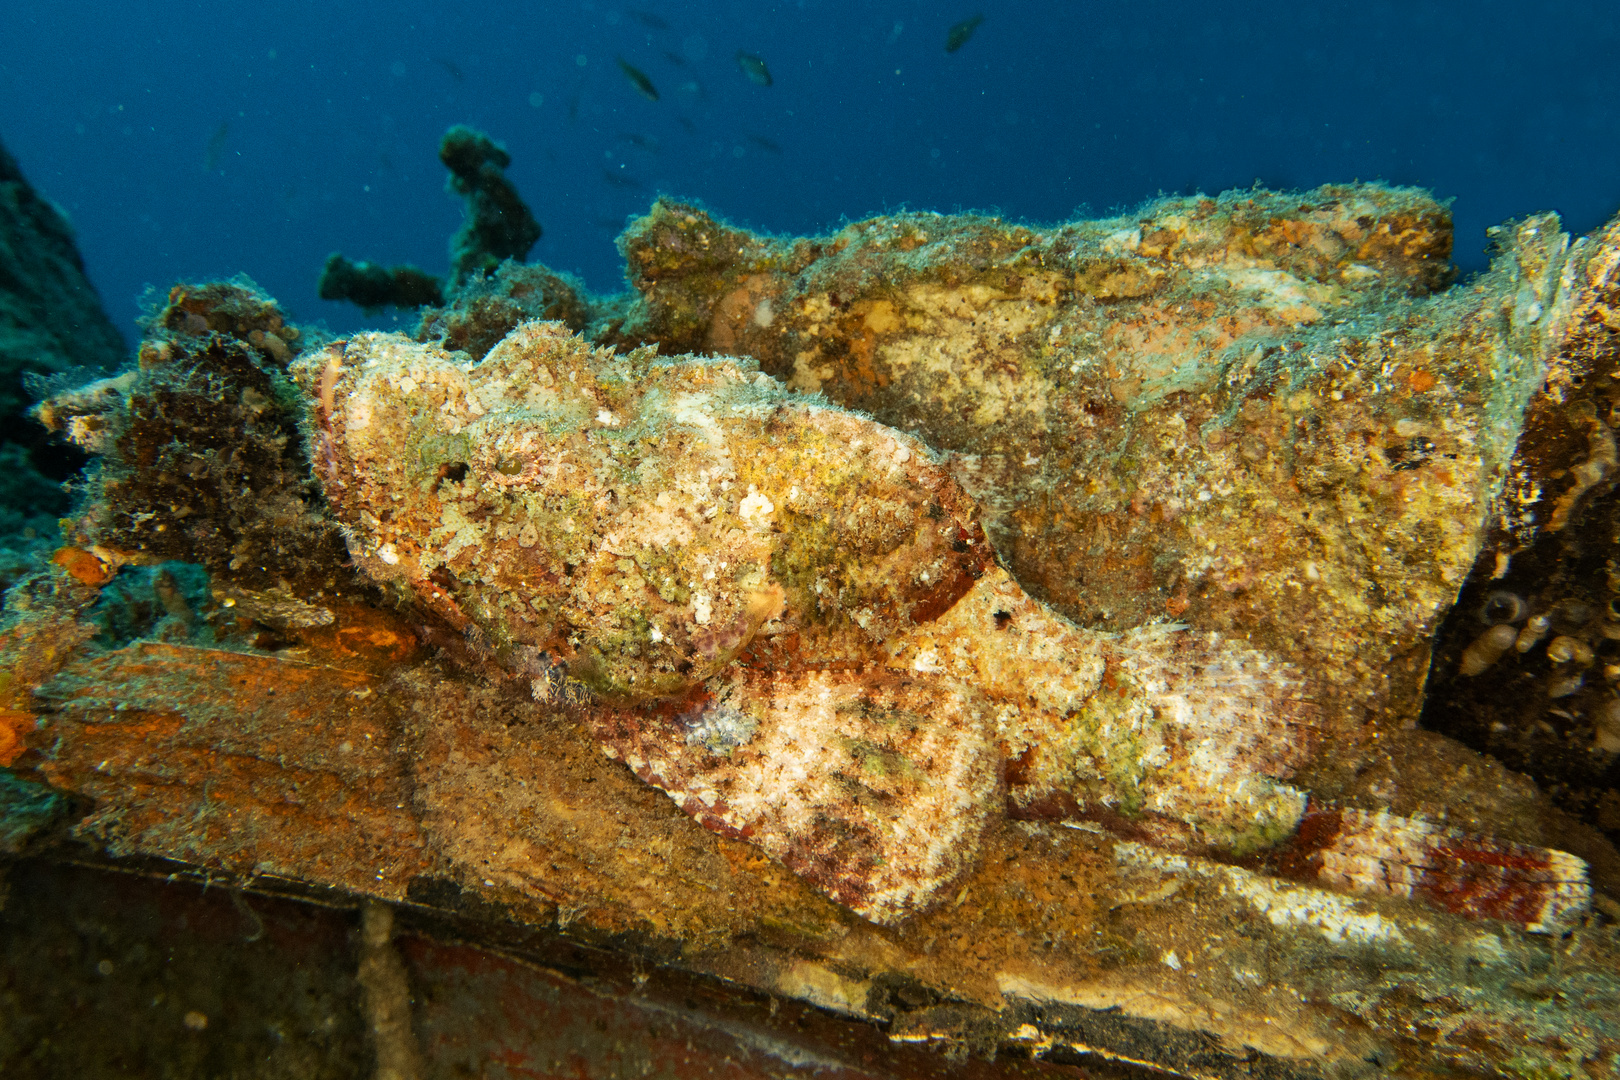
(302, 321, 1316, 922)
(306, 322, 990, 703)
(591, 669, 1003, 922)
(1280, 807, 1590, 933)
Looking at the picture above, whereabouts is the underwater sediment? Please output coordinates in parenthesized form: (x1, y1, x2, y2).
(5, 180, 1620, 1076)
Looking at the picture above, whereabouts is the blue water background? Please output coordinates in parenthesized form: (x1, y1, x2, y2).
(4, 1, 1617, 339)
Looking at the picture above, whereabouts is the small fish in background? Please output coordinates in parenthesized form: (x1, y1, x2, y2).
(662, 49, 687, 66)
(436, 57, 466, 82)
(202, 121, 229, 172)
(676, 115, 698, 133)
(735, 51, 773, 86)
(601, 168, 646, 190)
(887, 20, 905, 44)
(629, 10, 670, 31)
(945, 13, 984, 53)
(618, 131, 661, 153)
(744, 133, 782, 154)
(677, 78, 707, 99)
(616, 57, 660, 101)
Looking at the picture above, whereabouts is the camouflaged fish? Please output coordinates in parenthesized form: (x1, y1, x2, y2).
(296, 321, 1337, 922)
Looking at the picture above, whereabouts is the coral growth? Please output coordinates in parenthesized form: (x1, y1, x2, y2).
(317, 254, 443, 312)
(439, 126, 542, 289)
(414, 262, 602, 361)
(317, 125, 543, 314)
(34, 279, 350, 595)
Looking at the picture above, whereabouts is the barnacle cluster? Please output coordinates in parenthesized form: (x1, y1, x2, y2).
(1433, 564, 1620, 833)
(1454, 590, 1620, 738)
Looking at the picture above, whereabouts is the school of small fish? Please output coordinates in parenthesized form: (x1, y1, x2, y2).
(575, 11, 981, 190)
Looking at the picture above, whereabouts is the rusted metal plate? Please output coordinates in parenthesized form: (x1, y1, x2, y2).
(29, 642, 430, 896)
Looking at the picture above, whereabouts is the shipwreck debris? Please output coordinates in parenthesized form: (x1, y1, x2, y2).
(9, 183, 1620, 1076)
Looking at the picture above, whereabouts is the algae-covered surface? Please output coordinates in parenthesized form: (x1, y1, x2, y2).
(5, 185, 1620, 1078)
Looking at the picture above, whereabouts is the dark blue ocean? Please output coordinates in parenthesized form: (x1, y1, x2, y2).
(5, 0, 1617, 338)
